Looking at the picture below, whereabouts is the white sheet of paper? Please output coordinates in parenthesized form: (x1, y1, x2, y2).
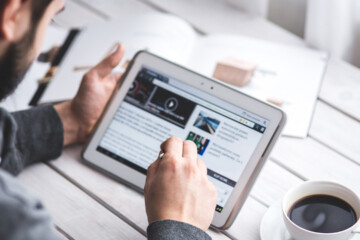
(186, 35, 328, 138)
(40, 13, 197, 104)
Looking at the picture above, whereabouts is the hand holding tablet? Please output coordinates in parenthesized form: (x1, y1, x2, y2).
(145, 137, 217, 231)
(82, 51, 286, 229)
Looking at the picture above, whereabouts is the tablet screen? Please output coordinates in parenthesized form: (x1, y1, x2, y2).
(96, 67, 269, 212)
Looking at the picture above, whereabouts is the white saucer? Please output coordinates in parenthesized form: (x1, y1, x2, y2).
(260, 200, 293, 240)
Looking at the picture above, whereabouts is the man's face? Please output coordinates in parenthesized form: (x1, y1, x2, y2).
(0, 0, 65, 100)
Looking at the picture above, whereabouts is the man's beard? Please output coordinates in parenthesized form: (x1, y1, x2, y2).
(0, 28, 35, 101)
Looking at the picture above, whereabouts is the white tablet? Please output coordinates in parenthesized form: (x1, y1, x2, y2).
(82, 51, 286, 230)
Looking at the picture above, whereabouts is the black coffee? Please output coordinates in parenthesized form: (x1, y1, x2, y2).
(288, 194, 357, 233)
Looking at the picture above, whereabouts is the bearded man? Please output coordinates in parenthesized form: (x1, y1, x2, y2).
(0, 0, 217, 239)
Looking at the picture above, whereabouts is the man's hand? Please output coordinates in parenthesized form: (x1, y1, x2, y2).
(144, 137, 218, 231)
(54, 44, 125, 146)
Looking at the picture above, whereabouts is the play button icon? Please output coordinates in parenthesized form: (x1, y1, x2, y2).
(164, 97, 179, 111)
(168, 101, 175, 108)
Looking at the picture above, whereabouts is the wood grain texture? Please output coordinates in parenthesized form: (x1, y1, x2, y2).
(226, 196, 267, 240)
(271, 136, 360, 196)
(250, 160, 303, 207)
(17, 163, 145, 240)
(310, 101, 360, 164)
(319, 58, 360, 121)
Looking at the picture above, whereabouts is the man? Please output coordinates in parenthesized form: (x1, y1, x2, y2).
(0, 0, 218, 239)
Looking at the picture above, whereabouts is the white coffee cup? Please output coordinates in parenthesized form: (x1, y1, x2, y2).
(282, 181, 360, 240)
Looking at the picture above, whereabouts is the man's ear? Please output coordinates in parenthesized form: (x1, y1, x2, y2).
(0, 0, 30, 40)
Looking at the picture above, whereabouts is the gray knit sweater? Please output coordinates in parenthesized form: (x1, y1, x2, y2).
(0, 106, 211, 240)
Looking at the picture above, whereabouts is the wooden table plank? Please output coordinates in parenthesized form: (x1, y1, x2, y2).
(319, 58, 360, 121)
(250, 160, 303, 207)
(226, 197, 267, 240)
(271, 136, 360, 196)
(309, 101, 360, 164)
(50, 145, 230, 239)
(17, 163, 145, 240)
(217, 158, 304, 238)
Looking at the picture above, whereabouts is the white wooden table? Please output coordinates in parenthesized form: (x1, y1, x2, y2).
(17, 1, 360, 239)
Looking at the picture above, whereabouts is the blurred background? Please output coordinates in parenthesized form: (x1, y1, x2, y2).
(224, 0, 360, 67)
(54, 0, 360, 68)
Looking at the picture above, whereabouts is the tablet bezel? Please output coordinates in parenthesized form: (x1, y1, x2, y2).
(82, 51, 286, 229)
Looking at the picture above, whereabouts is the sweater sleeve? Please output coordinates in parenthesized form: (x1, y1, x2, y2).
(147, 220, 211, 240)
(0, 105, 63, 175)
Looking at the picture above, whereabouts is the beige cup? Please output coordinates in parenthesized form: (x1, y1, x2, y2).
(282, 181, 360, 240)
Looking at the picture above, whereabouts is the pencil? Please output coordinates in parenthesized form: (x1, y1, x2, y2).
(73, 42, 120, 72)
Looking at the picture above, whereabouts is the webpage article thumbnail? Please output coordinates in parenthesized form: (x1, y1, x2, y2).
(186, 131, 210, 156)
(193, 111, 220, 135)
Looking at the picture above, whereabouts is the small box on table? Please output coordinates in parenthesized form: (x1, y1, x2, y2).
(213, 58, 257, 87)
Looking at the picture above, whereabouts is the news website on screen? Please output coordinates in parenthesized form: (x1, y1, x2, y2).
(97, 67, 269, 212)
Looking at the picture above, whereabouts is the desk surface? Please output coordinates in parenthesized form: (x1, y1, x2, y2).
(17, 1, 360, 239)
